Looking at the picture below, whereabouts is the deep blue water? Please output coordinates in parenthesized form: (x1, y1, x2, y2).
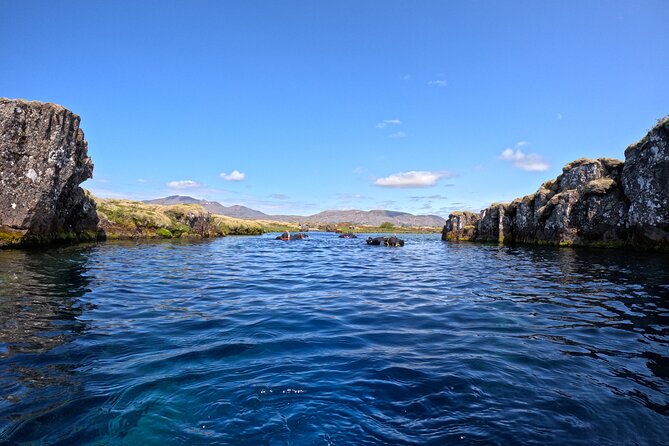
(1, 233, 668, 445)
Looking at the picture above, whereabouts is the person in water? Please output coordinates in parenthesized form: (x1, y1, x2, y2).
(281, 231, 290, 239)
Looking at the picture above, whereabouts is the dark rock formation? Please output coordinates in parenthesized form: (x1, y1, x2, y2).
(622, 119, 669, 247)
(366, 236, 404, 247)
(442, 116, 669, 250)
(441, 211, 479, 241)
(0, 99, 98, 247)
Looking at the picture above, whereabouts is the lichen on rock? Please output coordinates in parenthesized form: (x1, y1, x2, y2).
(442, 116, 669, 251)
(0, 98, 99, 247)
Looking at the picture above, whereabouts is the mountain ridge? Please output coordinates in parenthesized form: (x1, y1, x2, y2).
(143, 196, 445, 227)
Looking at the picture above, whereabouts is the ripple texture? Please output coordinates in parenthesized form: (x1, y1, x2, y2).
(1, 234, 668, 445)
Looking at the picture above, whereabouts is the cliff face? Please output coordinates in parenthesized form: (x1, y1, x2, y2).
(442, 117, 669, 250)
(0, 99, 98, 247)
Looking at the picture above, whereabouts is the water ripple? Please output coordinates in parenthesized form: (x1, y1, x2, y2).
(0, 234, 668, 445)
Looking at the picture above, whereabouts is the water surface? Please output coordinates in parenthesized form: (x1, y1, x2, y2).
(1, 233, 668, 445)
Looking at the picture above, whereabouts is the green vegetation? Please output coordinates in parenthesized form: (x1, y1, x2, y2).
(94, 197, 301, 240)
(0, 227, 25, 246)
(330, 222, 440, 234)
(156, 228, 173, 238)
(583, 178, 616, 196)
(379, 221, 395, 229)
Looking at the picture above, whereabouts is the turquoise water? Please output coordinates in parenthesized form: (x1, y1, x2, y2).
(1, 233, 668, 445)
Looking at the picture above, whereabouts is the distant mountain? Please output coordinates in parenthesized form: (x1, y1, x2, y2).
(143, 196, 445, 227)
(300, 209, 445, 227)
(143, 196, 271, 219)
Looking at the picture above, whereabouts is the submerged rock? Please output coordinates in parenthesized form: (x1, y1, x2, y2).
(0, 99, 98, 247)
(442, 116, 669, 250)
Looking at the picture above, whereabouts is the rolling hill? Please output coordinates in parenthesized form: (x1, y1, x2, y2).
(143, 196, 446, 227)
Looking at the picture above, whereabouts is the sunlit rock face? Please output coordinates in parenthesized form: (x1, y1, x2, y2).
(0, 98, 98, 247)
(622, 117, 669, 247)
(442, 116, 669, 250)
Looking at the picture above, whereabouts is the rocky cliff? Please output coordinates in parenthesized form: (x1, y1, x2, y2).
(0, 99, 98, 247)
(442, 116, 669, 250)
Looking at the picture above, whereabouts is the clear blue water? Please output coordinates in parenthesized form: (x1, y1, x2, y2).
(1, 233, 668, 445)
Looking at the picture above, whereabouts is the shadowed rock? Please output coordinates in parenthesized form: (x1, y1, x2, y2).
(441, 211, 479, 241)
(0, 99, 98, 247)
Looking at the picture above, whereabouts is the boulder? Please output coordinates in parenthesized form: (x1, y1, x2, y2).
(0, 98, 98, 247)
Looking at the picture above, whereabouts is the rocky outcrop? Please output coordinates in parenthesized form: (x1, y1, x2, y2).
(0, 99, 98, 247)
(441, 211, 480, 241)
(442, 116, 669, 250)
(621, 119, 669, 247)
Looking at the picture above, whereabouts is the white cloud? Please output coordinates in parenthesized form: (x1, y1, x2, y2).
(557, 113, 563, 120)
(516, 141, 530, 147)
(402, 74, 412, 81)
(352, 167, 365, 174)
(137, 178, 147, 183)
(498, 148, 549, 172)
(389, 131, 407, 139)
(428, 79, 448, 87)
(376, 119, 401, 129)
(220, 170, 245, 181)
(374, 170, 450, 188)
(167, 180, 202, 189)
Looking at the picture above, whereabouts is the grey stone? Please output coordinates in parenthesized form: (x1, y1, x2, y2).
(442, 116, 669, 250)
(622, 117, 669, 246)
(0, 98, 98, 246)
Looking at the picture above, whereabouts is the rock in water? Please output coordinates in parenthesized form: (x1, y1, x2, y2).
(0, 98, 98, 247)
(441, 211, 480, 241)
(442, 116, 669, 250)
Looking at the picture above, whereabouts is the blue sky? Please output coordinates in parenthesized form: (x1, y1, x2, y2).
(2, 1, 668, 216)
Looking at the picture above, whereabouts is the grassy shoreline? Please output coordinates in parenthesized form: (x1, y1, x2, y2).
(1, 197, 442, 248)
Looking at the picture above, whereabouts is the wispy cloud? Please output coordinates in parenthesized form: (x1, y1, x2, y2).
(336, 193, 370, 200)
(410, 194, 448, 200)
(352, 166, 365, 174)
(374, 170, 451, 188)
(428, 79, 447, 87)
(376, 119, 401, 129)
(137, 178, 148, 183)
(498, 142, 549, 172)
(557, 113, 563, 120)
(375, 200, 398, 209)
(220, 170, 245, 181)
(402, 74, 412, 81)
(389, 131, 407, 139)
(167, 180, 202, 189)
(270, 193, 289, 200)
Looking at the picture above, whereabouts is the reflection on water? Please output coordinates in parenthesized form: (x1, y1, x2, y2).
(0, 235, 668, 445)
(0, 246, 93, 440)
